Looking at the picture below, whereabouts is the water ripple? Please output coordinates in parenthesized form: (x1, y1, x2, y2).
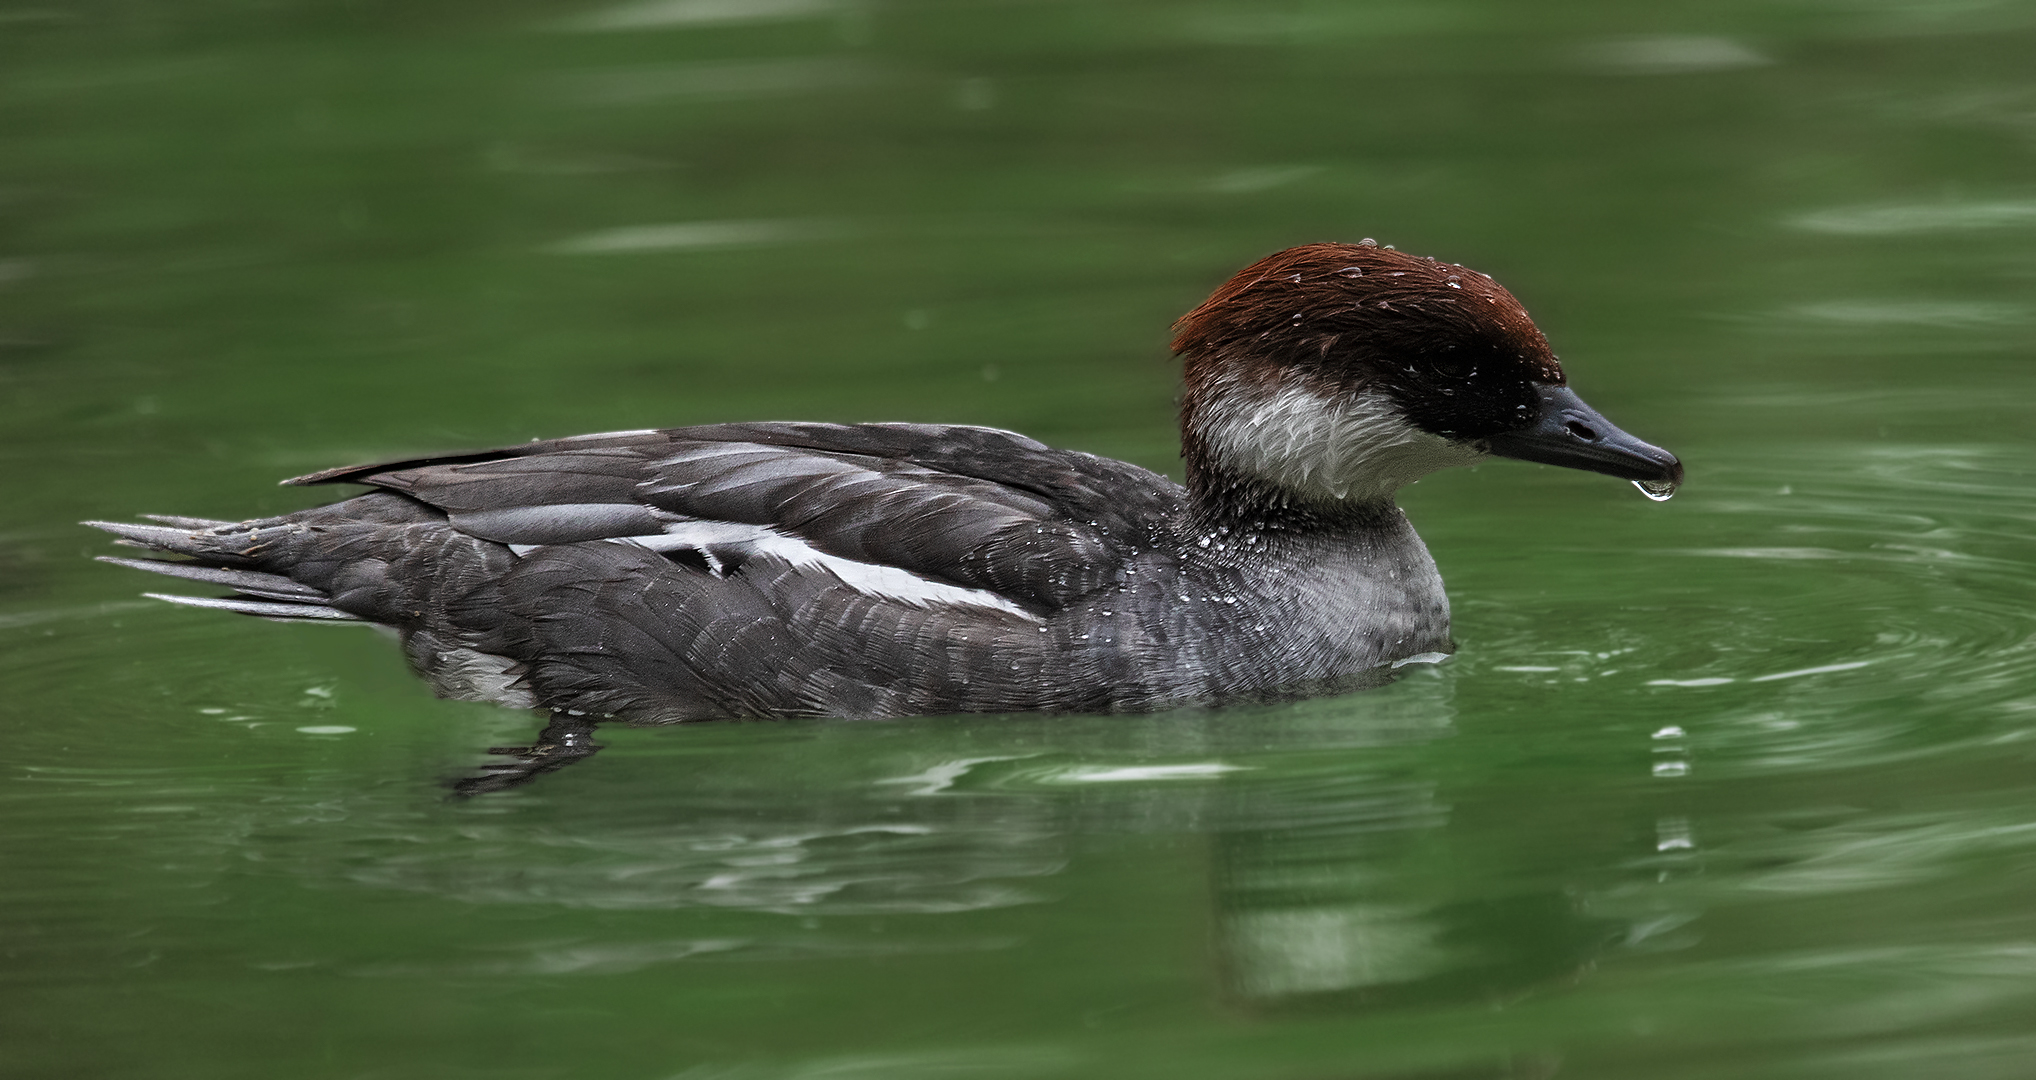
(346, 814, 1065, 914)
(1790, 199, 2036, 234)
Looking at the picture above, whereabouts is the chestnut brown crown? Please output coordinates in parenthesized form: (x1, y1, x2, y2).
(1173, 241, 1565, 442)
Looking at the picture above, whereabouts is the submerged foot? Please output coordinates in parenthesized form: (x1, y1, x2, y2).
(450, 713, 604, 797)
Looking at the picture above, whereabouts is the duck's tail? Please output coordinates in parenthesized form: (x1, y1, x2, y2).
(84, 516, 362, 622)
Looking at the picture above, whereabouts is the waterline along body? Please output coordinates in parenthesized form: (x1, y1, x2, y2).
(91, 242, 1680, 723)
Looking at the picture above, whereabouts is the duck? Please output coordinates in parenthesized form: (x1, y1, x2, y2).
(90, 241, 1680, 731)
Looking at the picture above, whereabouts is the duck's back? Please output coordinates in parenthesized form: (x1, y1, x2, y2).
(99, 422, 1209, 719)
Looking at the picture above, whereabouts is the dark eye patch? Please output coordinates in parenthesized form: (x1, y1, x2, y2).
(1430, 350, 1472, 379)
(1378, 343, 1543, 441)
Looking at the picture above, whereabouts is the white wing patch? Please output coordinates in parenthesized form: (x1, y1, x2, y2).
(621, 521, 1041, 620)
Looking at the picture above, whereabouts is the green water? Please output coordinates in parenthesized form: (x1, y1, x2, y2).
(7, 1, 2036, 1076)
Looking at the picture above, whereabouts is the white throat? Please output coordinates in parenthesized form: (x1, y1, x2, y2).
(1193, 379, 1486, 504)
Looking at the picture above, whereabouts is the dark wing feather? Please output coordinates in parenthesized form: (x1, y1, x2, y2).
(372, 449, 670, 544)
(310, 422, 1184, 611)
(689, 422, 1176, 531)
(654, 423, 1186, 607)
(283, 430, 680, 487)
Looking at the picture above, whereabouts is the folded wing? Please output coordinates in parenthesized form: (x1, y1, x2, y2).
(308, 422, 1184, 615)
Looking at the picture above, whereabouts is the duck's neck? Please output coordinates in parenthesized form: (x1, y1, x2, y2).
(1180, 429, 1405, 539)
(1177, 379, 1415, 539)
(1176, 367, 1482, 539)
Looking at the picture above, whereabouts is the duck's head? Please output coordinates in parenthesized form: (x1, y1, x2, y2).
(1173, 241, 1682, 516)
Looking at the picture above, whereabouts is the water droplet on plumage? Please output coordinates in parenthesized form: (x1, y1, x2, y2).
(1634, 478, 1678, 502)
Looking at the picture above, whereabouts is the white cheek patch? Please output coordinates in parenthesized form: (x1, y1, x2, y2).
(1194, 382, 1485, 502)
(620, 521, 1041, 621)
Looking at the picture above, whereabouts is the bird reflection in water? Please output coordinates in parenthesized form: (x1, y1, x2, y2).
(1202, 691, 1620, 1016)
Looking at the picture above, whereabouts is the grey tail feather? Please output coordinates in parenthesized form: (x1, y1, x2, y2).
(143, 592, 361, 622)
(97, 557, 328, 603)
(82, 520, 231, 554)
(89, 520, 349, 621)
(141, 513, 236, 529)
